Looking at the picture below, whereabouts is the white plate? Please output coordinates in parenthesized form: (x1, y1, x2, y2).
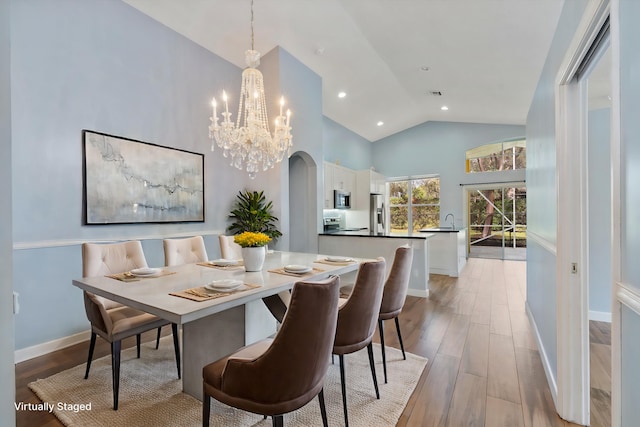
(130, 267, 161, 277)
(205, 279, 243, 292)
(284, 265, 312, 274)
(209, 259, 239, 266)
(324, 256, 354, 263)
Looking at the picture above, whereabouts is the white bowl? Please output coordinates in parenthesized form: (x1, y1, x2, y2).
(325, 256, 353, 263)
(205, 279, 243, 292)
(209, 259, 238, 266)
(284, 265, 312, 273)
(130, 267, 161, 277)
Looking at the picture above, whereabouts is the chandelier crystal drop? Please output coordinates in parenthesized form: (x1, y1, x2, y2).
(208, 0, 292, 179)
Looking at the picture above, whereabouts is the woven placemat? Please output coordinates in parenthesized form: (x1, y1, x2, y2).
(197, 261, 245, 271)
(313, 259, 357, 267)
(268, 267, 325, 278)
(106, 270, 176, 282)
(170, 283, 261, 302)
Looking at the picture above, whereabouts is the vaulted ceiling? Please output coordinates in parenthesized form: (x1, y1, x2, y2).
(124, 0, 565, 141)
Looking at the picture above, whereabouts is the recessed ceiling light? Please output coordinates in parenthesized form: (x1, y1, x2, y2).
(338, 91, 346, 98)
(441, 106, 449, 111)
(377, 121, 384, 126)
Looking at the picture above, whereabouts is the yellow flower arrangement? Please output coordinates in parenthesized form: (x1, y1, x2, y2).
(234, 231, 272, 248)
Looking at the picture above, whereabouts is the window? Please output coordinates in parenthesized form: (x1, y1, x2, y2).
(466, 138, 526, 173)
(389, 176, 440, 234)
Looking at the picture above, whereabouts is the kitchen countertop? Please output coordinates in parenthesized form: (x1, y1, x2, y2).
(319, 230, 436, 239)
(419, 227, 465, 233)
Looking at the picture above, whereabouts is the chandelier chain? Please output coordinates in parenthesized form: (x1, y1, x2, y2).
(250, 0, 254, 51)
(208, 0, 292, 179)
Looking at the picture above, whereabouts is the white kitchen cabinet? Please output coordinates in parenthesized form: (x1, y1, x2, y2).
(333, 165, 356, 193)
(323, 162, 334, 208)
(324, 162, 356, 208)
(425, 228, 467, 277)
(355, 169, 386, 211)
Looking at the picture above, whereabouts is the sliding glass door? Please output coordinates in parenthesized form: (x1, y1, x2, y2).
(467, 185, 526, 260)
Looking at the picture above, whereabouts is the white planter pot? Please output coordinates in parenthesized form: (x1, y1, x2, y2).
(241, 246, 266, 272)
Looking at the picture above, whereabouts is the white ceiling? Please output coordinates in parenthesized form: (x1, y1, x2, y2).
(123, 0, 565, 142)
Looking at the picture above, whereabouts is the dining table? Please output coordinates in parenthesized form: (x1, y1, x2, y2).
(71, 250, 366, 400)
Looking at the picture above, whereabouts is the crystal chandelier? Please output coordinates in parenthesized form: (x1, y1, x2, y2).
(208, 0, 292, 179)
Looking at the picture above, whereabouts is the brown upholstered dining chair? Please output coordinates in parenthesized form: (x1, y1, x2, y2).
(378, 246, 413, 383)
(202, 275, 341, 427)
(333, 257, 386, 427)
(82, 241, 180, 410)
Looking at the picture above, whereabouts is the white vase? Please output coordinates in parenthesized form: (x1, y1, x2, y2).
(242, 246, 266, 272)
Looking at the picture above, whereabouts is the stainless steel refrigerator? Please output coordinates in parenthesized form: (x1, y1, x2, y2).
(370, 193, 385, 234)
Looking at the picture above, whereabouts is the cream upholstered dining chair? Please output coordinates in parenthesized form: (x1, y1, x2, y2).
(82, 241, 180, 410)
(163, 236, 209, 266)
(218, 234, 242, 260)
(332, 257, 386, 427)
(378, 245, 413, 383)
(159, 235, 209, 347)
(202, 276, 341, 427)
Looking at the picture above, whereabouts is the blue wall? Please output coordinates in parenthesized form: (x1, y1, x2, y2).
(1, 0, 15, 422)
(10, 0, 260, 351)
(323, 117, 373, 171)
(372, 121, 525, 228)
(618, 0, 640, 423)
(525, 0, 589, 392)
(588, 108, 611, 316)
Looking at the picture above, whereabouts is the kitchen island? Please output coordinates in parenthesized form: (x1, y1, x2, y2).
(318, 230, 435, 297)
(419, 227, 467, 277)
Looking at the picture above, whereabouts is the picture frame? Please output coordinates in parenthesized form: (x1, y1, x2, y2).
(83, 130, 205, 224)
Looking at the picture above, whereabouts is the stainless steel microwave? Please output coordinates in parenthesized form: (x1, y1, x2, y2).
(334, 190, 351, 209)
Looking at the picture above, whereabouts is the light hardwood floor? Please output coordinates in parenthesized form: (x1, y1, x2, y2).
(16, 258, 597, 426)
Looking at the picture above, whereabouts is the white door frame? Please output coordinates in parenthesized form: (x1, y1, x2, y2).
(554, 0, 610, 424)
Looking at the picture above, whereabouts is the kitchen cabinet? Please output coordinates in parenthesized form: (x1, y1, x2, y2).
(324, 162, 356, 208)
(355, 169, 386, 211)
(423, 228, 467, 277)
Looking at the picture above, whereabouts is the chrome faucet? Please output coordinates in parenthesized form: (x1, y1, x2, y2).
(444, 213, 455, 229)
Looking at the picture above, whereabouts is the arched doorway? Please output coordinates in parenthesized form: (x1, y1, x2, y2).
(288, 151, 318, 253)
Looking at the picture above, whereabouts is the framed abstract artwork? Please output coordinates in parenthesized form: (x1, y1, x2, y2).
(83, 130, 205, 224)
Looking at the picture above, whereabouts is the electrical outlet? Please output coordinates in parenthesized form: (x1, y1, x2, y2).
(571, 263, 578, 274)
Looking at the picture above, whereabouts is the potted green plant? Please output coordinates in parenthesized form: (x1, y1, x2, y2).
(228, 190, 283, 241)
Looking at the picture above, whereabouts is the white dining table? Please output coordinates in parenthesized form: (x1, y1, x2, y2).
(71, 251, 365, 400)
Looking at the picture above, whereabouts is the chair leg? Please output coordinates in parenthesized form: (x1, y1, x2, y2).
(202, 388, 211, 427)
(111, 340, 122, 410)
(84, 332, 97, 379)
(136, 333, 141, 359)
(156, 326, 162, 349)
(394, 316, 406, 360)
(379, 318, 388, 383)
(367, 343, 380, 399)
(172, 323, 181, 379)
(318, 388, 328, 427)
(338, 354, 349, 427)
(272, 414, 283, 427)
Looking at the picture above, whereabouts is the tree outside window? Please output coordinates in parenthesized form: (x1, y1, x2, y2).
(389, 177, 440, 234)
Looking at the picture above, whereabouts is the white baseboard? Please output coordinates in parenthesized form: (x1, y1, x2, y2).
(14, 329, 91, 364)
(407, 288, 429, 298)
(589, 310, 612, 322)
(526, 302, 558, 407)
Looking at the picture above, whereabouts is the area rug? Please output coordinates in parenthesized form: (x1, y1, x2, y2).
(29, 338, 427, 427)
